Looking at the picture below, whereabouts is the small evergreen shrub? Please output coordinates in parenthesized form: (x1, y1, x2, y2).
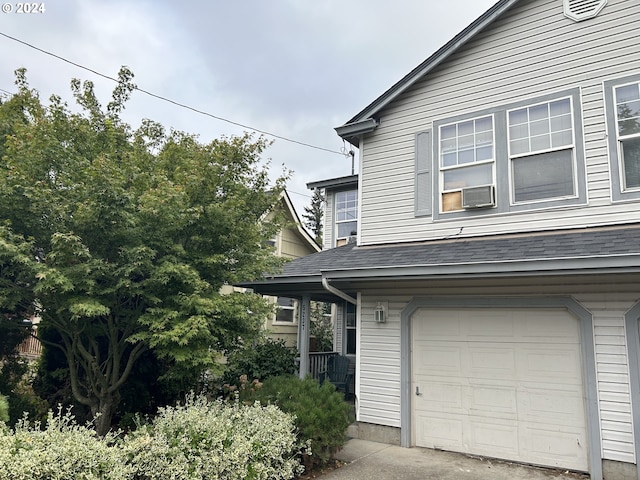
(255, 375, 353, 468)
(125, 394, 303, 480)
(0, 408, 130, 480)
(223, 338, 297, 387)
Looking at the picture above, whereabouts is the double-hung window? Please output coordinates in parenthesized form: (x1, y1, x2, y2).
(335, 189, 358, 245)
(429, 88, 585, 219)
(508, 98, 575, 203)
(439, 116, 494, 211)
(616, 83, 640, 189)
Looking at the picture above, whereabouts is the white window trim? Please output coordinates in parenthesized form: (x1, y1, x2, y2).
(506, 95, 579, 206)
(437, 114, 497, 213)
(273, 297, 297, 325)
(335, 189, 358, 244)
(614, 81, 640, 192)
(604, 75, 640, 203)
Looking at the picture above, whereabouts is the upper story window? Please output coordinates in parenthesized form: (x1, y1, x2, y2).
(440, 116, 494, 211)
(604, 75, 640, 202)
(508, 98, 575, 203)
(424, 88, 586, 220)
(335, 189, 358, 245)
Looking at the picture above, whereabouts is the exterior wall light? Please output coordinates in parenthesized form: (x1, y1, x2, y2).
(375, 302, 387, 323)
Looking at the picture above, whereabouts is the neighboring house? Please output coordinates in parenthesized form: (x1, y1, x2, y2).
(239, 1, 640, 479)
(223, 190, 320, 348)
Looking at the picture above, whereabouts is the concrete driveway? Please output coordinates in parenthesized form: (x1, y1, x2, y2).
(318, 439, 589, 480)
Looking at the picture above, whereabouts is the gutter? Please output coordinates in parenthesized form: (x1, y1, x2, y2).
(322, 277, 356, 305)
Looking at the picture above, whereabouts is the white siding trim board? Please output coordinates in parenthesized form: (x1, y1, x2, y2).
(623, 302, 640, 477)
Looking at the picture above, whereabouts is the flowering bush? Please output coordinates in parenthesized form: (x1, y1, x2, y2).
(125, 394, 304, 480)
(0, 408, 131, 480)
(0, 396, 303, 480)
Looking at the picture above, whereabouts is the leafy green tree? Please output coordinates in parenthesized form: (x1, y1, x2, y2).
(0, 67, 287, 434)
(302, 189, 324, 245)
(310, 302, 333, 352)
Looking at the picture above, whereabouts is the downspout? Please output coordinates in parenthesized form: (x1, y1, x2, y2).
(322, 277, 357, 304)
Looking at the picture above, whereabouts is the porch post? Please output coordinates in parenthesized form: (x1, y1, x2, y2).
(298, 294, 311, 379)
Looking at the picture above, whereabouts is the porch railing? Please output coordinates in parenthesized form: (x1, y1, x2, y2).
(18, 334, 42, 359)
(308, 351, 338, 381)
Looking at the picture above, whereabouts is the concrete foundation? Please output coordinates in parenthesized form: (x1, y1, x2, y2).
(349, 422, 401, 446)
(602, 459, 637, 480)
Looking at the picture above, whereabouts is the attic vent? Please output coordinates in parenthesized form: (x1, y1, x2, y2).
(563, 0, 607, 22)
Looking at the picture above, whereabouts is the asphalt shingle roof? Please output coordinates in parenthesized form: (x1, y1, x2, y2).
(276, 224, 640, 278)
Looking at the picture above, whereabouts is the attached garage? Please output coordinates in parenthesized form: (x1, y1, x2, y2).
(411, 307, 589, 472)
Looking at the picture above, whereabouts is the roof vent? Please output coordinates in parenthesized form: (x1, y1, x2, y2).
(563, 0, 607, 22)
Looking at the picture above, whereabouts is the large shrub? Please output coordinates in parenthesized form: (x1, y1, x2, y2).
(223, 338, 297, 387)
(255, 375, 353, 468)
(0, 394, 8, 423)
(0, 408, 130, 480)
(126, 394, 303, 480)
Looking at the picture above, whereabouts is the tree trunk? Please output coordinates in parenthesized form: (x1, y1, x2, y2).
(92, 392, 119, 436)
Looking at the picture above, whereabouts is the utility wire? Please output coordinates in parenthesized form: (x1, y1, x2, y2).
(0, 31, 345, 156)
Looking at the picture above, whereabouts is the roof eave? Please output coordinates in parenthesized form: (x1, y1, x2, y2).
(307, 174, 359, 191)
(334, 118, 379, 145)
(322, 254, 640, 281)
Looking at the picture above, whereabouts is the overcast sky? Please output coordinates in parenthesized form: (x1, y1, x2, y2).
(0, 0, 497, 218)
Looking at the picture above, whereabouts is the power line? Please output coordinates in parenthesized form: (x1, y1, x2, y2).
(0, 31, 345, 156)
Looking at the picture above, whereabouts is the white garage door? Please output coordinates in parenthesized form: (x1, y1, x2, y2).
(412, 308, 588, 471)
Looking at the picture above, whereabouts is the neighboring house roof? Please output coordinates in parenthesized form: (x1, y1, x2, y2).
(280, 189, 321, 253)
(242, 224, 640, 297)
(335, 0, 520, 145)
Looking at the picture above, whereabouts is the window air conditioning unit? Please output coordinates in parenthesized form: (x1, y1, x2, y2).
(462, 185, 495, 209)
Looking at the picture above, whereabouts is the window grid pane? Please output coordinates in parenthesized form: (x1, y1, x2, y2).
(616, 84, 640, 138)
(439, 116, 494, 167)
(508, 98, 573, 155)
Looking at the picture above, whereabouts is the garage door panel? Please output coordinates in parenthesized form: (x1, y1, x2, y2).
(412, 308, 588, 471)
(415, 344, 462, 373)
(416, 413, 464, 450)
(466, 310, 516, 338)
(467, 417, 519, 456)
(522, 311, 580, 340)
(417, 381, 463, 411)
(468, 346, 516, 378)
(519, 346, 582, 382)
(413, 310, 462, 336)
(525, 427, 587, 469)
(468, 385, 518, 418)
